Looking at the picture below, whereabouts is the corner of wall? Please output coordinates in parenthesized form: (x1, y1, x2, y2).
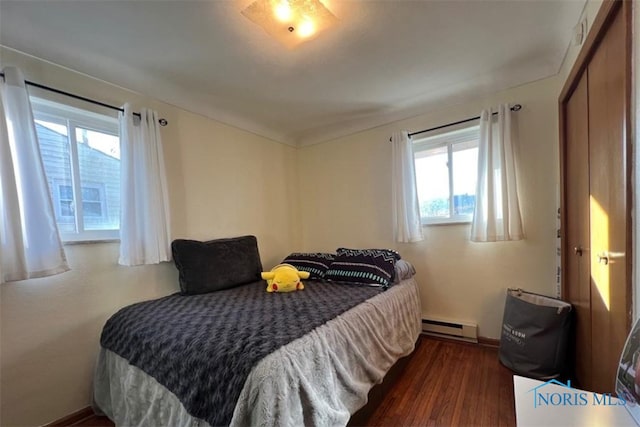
(557, 0, 605, 85)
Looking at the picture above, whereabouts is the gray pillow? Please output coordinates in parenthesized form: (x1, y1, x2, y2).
(394, 259, 416, 283)
(172, 235, 263, 295)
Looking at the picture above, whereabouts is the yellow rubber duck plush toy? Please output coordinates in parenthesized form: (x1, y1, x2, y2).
(261, 263, 310, 292)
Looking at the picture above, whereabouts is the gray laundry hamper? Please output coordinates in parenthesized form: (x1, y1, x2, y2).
(499, 288, 573, 379)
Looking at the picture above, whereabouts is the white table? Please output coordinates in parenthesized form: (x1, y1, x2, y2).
(513, 375, 637, 426)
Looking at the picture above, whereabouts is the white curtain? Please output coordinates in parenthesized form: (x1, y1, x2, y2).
(391, 131, 424, 243)
(0, 67, 68, 283)
(470, 104, 524, 242)
(118, 104, 171, 266)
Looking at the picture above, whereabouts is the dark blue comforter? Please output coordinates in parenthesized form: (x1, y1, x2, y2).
(100, 280, 381, 426)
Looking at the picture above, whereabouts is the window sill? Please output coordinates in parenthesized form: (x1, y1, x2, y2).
(60, 229, 119, 243)
(422, 221, 472, 227)
(421, 217, 472, 226)
(63, 239, 120, 245)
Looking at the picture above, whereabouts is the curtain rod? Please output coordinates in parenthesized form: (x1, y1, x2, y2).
(393, 104, 522, 141)
(0, 72, 168, 127)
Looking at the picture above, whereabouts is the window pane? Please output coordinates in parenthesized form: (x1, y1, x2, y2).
(415, 145, 449, 218)
(83, 201, 103, 217)
(35, 120, 77, 233)
(60, 200, 74, 217)
(35, 119, 68, 137)
(76, 128, 120, 159)
(452, 141, 478, 216)
(76, 127, 120, 230)
(81, 187, 101, 201)
(59, 184, 74, 201)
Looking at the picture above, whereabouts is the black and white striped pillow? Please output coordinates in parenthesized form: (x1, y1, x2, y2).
(325, 248, 401, 288)
(281, 252, 336, 279)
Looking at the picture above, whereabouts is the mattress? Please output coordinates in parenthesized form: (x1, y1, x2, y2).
(93, 277, 421, 426)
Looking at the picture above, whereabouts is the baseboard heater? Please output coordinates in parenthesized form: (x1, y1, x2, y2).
(421, 317, 478, 343)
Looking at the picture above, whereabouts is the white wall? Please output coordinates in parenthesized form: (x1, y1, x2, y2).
(558, 0, 603, 81)
(0, 47, 300, 426)
(298, 76, 562, 340)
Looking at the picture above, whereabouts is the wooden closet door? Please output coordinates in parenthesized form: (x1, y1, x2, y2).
(587, 4, 629, 394)
(564, 72, 591, 390)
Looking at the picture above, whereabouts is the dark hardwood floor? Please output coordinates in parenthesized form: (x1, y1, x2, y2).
(362, 336, 516, 426)
(76, 336, 516, 427)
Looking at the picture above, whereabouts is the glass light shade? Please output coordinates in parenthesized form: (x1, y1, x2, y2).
(241, 0, 338, 48)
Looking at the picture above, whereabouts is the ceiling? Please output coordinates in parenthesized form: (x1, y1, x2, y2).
(0, 0, 586, 146)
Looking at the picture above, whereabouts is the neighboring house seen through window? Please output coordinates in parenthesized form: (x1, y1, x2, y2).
(32, 98, 120, 241)
(56, 184, 106, 219)
(413, 125, 479, 225)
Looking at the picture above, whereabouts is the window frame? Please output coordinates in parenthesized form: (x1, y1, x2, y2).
(31, 97, 120, 243)
(413, 125, 480, 226)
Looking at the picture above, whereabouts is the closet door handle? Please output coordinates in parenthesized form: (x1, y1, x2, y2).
(574, 246, 583, 256)
(597, 252, 609, 265)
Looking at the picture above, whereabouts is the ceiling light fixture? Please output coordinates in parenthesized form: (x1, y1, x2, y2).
(241, 0, 338, 48)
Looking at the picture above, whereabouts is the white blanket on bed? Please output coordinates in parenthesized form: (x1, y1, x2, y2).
(93, 278, 421, 427)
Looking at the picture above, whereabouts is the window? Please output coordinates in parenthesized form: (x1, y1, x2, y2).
(413, 125, 479, 225)
(56, 183, 107, 219)
(31, 98, 120, 241)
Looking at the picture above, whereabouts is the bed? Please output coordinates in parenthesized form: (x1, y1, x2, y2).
(93, 237, 421, 427)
